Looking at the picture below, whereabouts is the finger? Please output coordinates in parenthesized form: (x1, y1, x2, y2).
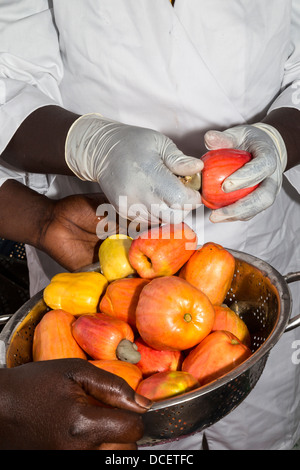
(162, 177, 202, 210)
(120, 192, 192, 225)
(204, 130, 236, 150)
(80, 406, 145, 446)
(210, 177, 278, 223)
(131, 159, 202, 212)
(152, 162, 202, 208)
(71, 360, 152, 414)
(222, 152, 277, 192)
(143, 199, 199, 225)
(119, 198, 155, 224)
(163, 141, 204, 175)
(118, 191, 196, 225)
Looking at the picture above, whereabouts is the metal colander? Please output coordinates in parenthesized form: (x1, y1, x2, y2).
(0, 249, 299, 446)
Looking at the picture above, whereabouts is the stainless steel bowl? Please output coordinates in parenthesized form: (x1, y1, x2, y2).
(0, 249, 299, 446)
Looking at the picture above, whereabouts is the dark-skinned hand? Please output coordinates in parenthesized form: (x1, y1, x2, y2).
(0, 358, 152, 450)
(38, 193, 122, 272)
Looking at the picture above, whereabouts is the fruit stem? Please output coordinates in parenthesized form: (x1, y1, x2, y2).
(231, 339, 240, 345)
(184, 313, 192, 323)
(116, 339, 141, 364)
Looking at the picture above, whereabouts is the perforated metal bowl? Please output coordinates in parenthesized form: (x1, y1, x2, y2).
(0, 249, 299, 446)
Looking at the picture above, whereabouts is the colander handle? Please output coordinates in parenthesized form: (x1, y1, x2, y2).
(284, 272, 300, 332)
(0, 314, 12, 326)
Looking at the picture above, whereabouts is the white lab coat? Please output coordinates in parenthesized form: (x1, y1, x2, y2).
(1, 0, 300, 450)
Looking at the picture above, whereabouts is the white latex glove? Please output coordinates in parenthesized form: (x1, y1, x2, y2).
(65, 114, 203, 224)
(204, 123, 287, 223)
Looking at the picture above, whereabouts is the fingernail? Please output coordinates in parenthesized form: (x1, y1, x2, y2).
(205, 130, 219, 139)
(210, 212, 226, 224)
(222, 180, 234, 193)
(134, 393, 152, 409)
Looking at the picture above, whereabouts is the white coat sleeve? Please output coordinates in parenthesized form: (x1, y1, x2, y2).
(268, 0, 300, 193)
(0, 0, 64, 191)
(268, 1, 300, 112)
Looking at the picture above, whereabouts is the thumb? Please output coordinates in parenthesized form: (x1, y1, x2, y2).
(72, 361, 152, 414)
(204, 130, 236, 150)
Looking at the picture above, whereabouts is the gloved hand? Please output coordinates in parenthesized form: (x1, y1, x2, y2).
(204, 123, 287, 223)
(65, 114, 203, 224)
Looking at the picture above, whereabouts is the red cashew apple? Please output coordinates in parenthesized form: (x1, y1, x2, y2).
(89, 360, 143, 391)
(212, 305, 251, 348)
(200, 148, 259, 209)
(136, 275, 215, 351)
(136, 370, 199, 402)
(180, 242, 235, 306)
(72, 313, 141, 363)
(182, 330, 252, 386)
(135, 337, 183, 377)
(33, 309, 87, 362)
(99, 277, 150, 330)
(128, 222, 197, 279)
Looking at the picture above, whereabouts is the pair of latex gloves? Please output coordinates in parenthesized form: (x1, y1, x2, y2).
(65, 114, 287, 225)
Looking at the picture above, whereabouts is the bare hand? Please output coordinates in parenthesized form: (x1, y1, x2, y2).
(39, 193, 121, 272)
(0, 358, 151, 450)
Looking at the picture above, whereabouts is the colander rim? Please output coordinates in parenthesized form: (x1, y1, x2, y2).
(0, 249, 292, 410)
